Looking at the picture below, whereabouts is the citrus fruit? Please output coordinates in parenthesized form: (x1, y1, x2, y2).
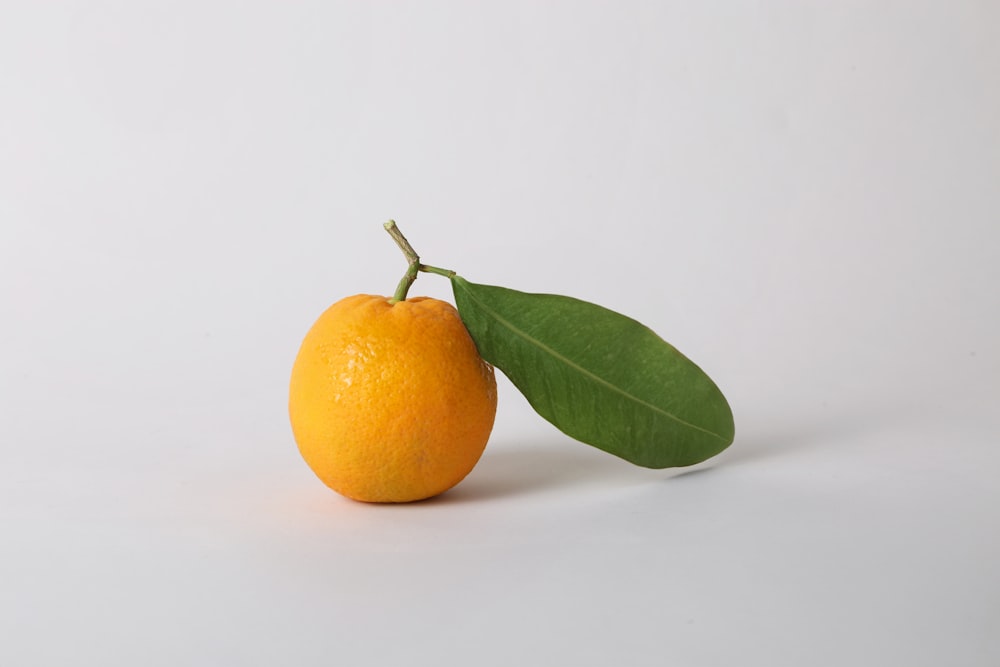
(288, 294, 498, 502)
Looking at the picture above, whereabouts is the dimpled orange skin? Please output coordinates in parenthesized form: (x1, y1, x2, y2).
(289, 294, 497, 503)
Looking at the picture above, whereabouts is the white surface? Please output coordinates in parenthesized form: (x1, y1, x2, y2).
(2, 2, 999, 665)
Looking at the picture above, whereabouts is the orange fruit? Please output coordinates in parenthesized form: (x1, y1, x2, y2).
(288, 294, 497, 502)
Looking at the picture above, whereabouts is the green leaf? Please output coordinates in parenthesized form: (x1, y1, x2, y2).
(451, 276, 735, 468)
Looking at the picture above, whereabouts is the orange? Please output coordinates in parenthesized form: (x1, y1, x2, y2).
(288, 294, 497, 502)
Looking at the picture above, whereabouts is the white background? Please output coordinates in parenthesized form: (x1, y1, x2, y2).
(2, 2, 998, 665)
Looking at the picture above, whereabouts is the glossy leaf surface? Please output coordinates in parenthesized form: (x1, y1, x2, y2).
(451, 276, 734, 468)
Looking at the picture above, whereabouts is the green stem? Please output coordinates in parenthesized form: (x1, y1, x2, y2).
(419, 263, 456, 278)
(383, 220, 456, 302)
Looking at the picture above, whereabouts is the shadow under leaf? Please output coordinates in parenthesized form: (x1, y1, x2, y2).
(435, 437, 712, 503)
